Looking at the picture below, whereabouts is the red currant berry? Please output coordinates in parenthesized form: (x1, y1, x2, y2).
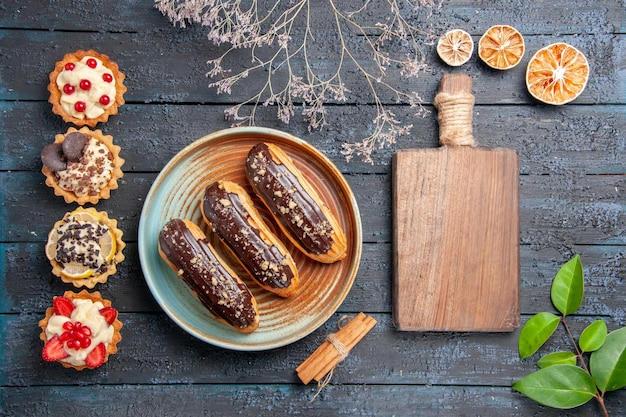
(86, 58, 97, 68)
(99, 95, 110, 105)
(74, 101, 86, 112)
(102, 73, 113, 83)
(63, 83, 75, 95)
(79, 79, 91, 90)
(65, 62, 75, 71)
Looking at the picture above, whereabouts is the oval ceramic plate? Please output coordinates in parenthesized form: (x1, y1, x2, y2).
(138, 127, 362, 351)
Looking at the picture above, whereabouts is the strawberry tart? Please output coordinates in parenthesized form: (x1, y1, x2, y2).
(39, 290, 123, 370)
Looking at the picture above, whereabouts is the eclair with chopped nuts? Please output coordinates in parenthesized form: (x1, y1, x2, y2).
(202, 180, 299, 298)
(158, 218, 259, 333)
(245, 142, 347, 264)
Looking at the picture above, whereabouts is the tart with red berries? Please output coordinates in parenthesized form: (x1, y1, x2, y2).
(39, 290, 123, 370)
(41, 126, 124, 205)
(48, 50, 126, 127)
(45, 207, 125, 288)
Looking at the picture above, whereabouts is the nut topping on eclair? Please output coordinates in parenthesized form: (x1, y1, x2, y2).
(202, 180, 299, 297)
(158, 219, 259, 333)
(246, 142, 347, 263)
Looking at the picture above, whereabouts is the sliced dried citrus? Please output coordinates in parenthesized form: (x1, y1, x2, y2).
(437, 29, 474, 67)
(100, 229, 116, 263)
(62, 262, 94, 279)
(45, 229, 60, 261)
(525, 42, 589, 105)
(478, 25, 525, 70)
(69, 208, 101, 223)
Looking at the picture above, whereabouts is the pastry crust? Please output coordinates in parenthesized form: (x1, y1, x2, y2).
(41, 126, 124, 205)
(202, 180, 299, 297)
(158, 218, 260, 333)
(46, 207, 125, 288)
(48, 49, 126, 127)
(38, 290, 123, 371)
(246, 142, 347, 263)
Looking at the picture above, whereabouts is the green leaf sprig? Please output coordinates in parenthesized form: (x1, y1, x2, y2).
(513, 255, 626, 416)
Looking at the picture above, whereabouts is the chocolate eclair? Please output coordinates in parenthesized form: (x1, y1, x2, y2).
(202, 180, 299, 297)
(158, 219, 259, 333)
(245, 142, 347, 263)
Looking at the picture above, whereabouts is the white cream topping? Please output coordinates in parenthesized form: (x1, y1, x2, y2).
(45, 299, 114, 366)
(56, 137, 113, 197)
(56, 56, 116, 119)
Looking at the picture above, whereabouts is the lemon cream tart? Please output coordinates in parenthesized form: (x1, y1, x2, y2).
(45, 207, 125, 288)
(39, 290, 122, 370)
(48, 50, 126, 127)
(41, 126, 124, 205)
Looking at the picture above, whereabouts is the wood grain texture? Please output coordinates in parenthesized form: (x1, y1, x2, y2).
(393, 147, 520, 331)
(0, 313, 619, 387)
(393, 74, 520, 331)
(0, 0, 624, 415)
(1, 384, 623, 417)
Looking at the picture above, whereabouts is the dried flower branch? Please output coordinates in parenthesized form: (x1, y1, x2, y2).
(155, 0, 438, 163)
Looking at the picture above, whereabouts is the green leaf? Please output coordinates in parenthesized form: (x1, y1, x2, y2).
(550, 254, 584, 316)
(590, 326, 626, 393)
(518, 312, 560, 359)
(579, 320, 607, 353)
(537, 351, 577, 368)
(512, 364, 596, 409)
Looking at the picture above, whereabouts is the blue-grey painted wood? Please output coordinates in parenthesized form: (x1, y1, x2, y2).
(1, 102, 624, 175)
(0, 0, 624, 415)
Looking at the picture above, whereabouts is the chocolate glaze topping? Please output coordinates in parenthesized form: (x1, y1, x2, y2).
(246, 143, 334, 255)
(203, 182, 295, 289)
(158, 219, 257, 330)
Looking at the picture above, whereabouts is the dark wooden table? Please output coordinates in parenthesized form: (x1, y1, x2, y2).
(1, 1, 624, 415)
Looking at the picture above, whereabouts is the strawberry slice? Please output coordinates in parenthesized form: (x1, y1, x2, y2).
(53, 296, 75, 317)
(99, 307, 118, 326)
(84, 343, 106, 368)
(42, 335, 69, 362)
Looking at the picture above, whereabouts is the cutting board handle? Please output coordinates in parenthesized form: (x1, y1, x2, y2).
(434, 74, 475, 147)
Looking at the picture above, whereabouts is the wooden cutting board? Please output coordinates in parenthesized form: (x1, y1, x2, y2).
(392, 74, 520, 332)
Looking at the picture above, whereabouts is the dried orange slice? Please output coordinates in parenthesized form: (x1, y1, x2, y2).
(478, 25, 525, 70)
(525, 42, 589, 105)
(436, 29, 474, 66)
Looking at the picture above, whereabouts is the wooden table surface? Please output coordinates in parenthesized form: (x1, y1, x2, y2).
(1, 1, 624, 415)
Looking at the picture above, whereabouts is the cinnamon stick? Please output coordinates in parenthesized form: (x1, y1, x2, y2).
(296, 312, 377, 385)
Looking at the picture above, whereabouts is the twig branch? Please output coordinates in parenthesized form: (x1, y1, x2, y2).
(561, 317, 609, 417)
(155, 0, 439, 163)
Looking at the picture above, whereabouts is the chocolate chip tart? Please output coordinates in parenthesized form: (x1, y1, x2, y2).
(41, 126, 124, 205)
(45, 207, 125, 288)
